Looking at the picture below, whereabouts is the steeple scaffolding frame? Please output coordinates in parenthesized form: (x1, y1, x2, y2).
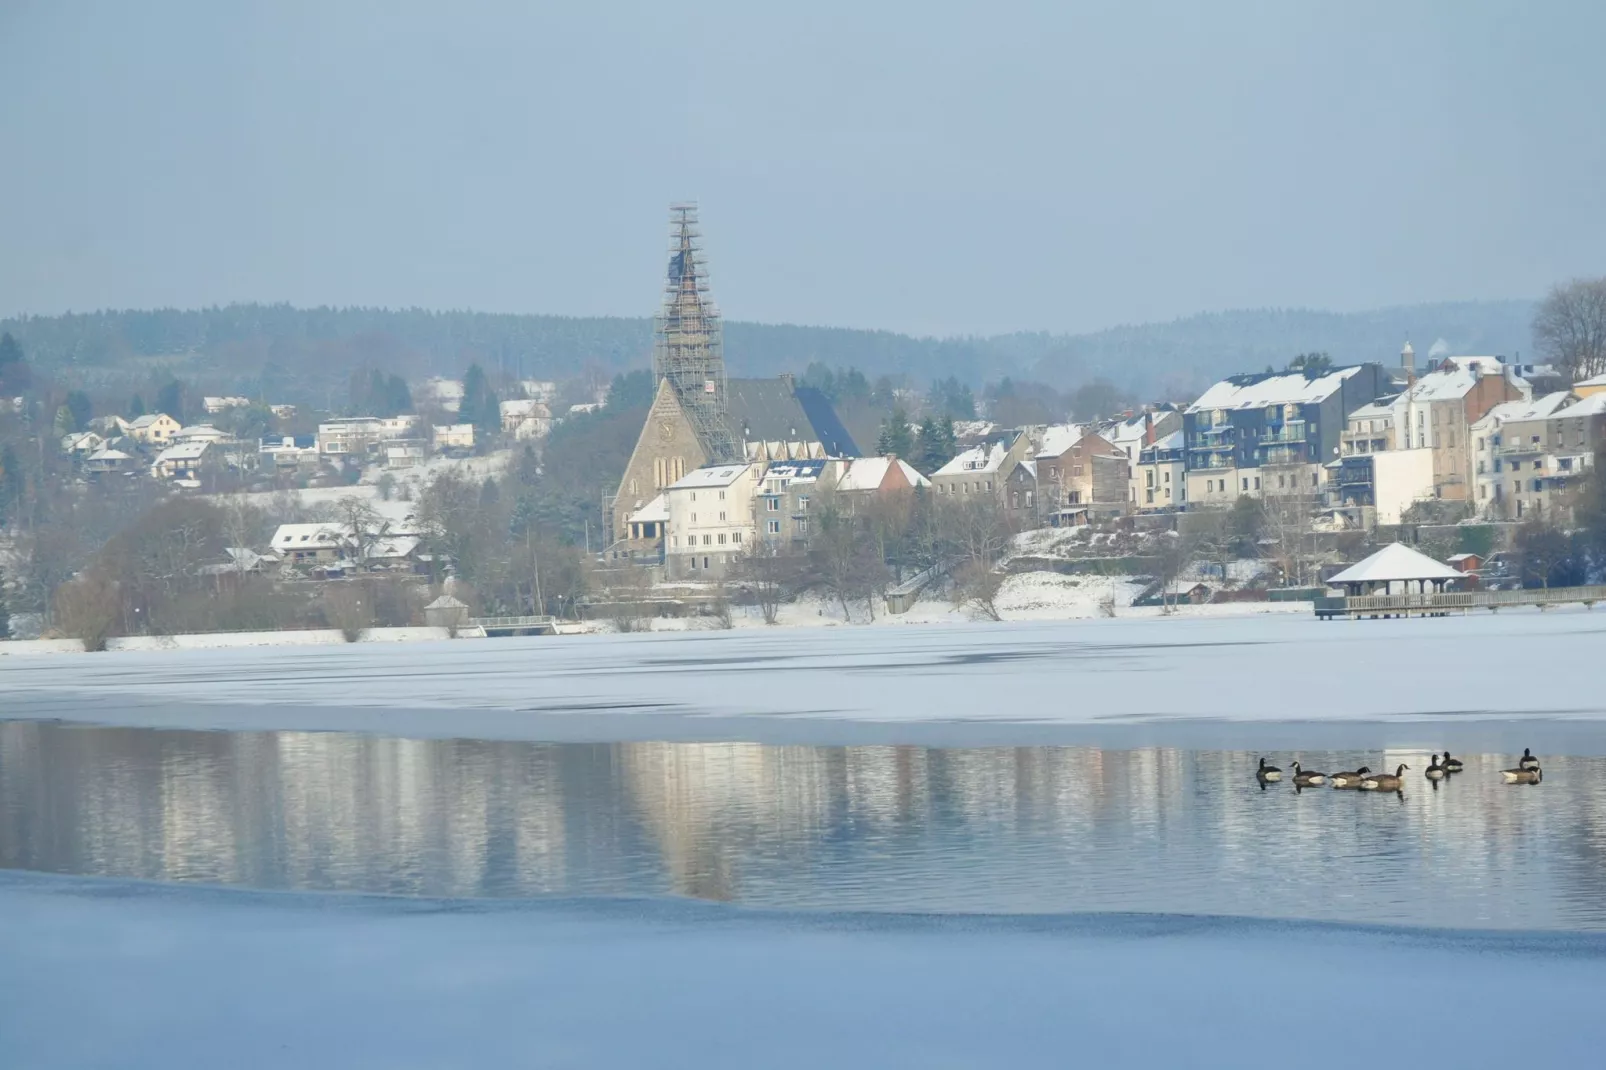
(653, 203, 736, 462)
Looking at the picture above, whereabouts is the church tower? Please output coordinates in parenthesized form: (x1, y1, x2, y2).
(653, 204, 736, 461)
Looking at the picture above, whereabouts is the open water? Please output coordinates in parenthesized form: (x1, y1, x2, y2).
(2, 720, 1600, 929)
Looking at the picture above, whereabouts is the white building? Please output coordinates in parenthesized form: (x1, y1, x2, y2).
(1133, 430, 1185, 510)
(500, 399, 553, 440)
(418, 378, 465, 414)
(317, 417, 384, 457)
(432, 423, 475, 452)
(202, 396, 252, 414)
(1470, 392, 1575, 518)
(664, 463, 761, 581)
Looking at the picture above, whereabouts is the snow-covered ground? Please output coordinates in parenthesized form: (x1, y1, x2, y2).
(5, 610, 1606, 749)
(230, 450, 511, 524)
(1, 872, 1601, 1070)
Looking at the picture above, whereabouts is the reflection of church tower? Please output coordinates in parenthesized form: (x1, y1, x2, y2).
(654, 204, 736, 462)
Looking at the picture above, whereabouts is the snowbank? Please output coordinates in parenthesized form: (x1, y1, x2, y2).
(1, 874, 1601, 1070)
(0, 627, 453, 656)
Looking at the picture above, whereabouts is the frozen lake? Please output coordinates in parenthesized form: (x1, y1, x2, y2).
(6, 612, 1606, 1067)
(2, 721, 1599, 929)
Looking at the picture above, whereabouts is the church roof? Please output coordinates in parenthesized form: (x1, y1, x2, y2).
(727, 379, 859, 456)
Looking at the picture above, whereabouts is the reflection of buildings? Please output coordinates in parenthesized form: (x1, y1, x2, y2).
(7, 723, 1606, 927)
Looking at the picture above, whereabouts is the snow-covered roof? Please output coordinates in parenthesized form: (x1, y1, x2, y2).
(1552, 392, 1606, 419)
(1402, 366, 1482, 403)
(950, 419, 996, 439)
(1576, 372, 1606, 388)
(86, 447, 131, 462)
(272, 523, 348, 549)
(836, 456, 931, 492)
(1327, 543, 1462, 585)
(1035, 423, 1085, 458)
(424, 594, 468, 610)
(174, 424, 229, 440)
(628, 493, 669, 524)
(153, 442, 211, 462)
(1346, 399, 1396, 422)
(1443, 355, 1505, 376)
(1104, 415, 1149, 445)
(368, 536, 420, 561)
(1140, 429, 1185, 457)
(500, 399, 550, 418)
(127, 413, 174, 428)
(1187, 367, 1362, 413)
(669, 464, 751, 490)
(934, 442, 1007, 477)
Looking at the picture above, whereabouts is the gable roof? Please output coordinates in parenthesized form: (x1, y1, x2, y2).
(628, 493, 669, 524)
(1327, 543, 1462, 585)
(726, 379, 859, 456)
(1035, 424, 1085, 459)
(934, 442, 1007, 477)
(836, 456, 931, 492)
(1552, 392, 1606, 419)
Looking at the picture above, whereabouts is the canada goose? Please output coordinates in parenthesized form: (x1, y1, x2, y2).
(1501, 766, 1542, 784)
(1360, 764, 1409, 791)
(1257, 757, 1282, 782)
(1442, 753, 1465, 774)
(1291, 761, 1326, 786)
(1330, 765, 1373, 789)
(1425, 755, 1446, 781)
(1519, 748, 1541, 771)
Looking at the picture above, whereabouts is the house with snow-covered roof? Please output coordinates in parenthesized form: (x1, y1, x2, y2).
(1183, 364, 1388, 508)
(931, 431, 1039, 524)
(1033, 428, 1128, 523)
(663, 462, 762, 581)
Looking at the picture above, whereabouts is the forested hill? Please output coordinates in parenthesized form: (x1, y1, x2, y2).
(0, 299, 1535, 401)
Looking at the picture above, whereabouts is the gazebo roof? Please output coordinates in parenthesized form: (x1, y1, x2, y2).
(1327, 543, 1462, 585)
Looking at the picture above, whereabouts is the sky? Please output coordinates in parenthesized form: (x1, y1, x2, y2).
(3, 0, 1604, 337)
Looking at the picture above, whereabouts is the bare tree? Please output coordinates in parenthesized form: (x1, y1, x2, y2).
(334, 494, 385, 571)
(1259, 479, 1316, 587)
(322, 584, 372, 642)
(954, 558, 1006, 621)
(54, 573, 121, 651)
(810, 497, 886, 622)
(738, 541, 804, 625)
(1534, 277, 1606, 383)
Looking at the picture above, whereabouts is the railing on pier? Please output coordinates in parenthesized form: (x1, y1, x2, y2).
(1315, 584, 1606, 619)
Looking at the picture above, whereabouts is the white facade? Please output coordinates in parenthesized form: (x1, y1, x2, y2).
(664, 463, 761, 580)
(318, 417, 383, 456)
(1369, 448, 1437, 525)
(432, 424, 476, 451)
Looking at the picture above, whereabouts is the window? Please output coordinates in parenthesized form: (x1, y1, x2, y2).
(1511, 461, 1520, 471)
(689, 556, 698, 570)
(1312, 474, 1319, 487)
(733, 531, 742, 543)
(1073, 465, 1083, 476)
(691, 512, 696, 522)
(767, 498, 779, 511)
(798, 495, 809, 511)
(718, 490, 725, 500)
(1164, 487, 1171, 499)
(1049, 465, 1058, 477)
(797, 517, 809, 534)
(691, 492, 697, 501)
(1278, 475, 1285, 489)
(629, 479, 638, 495)
(767, 520, 780, 534)
(1010, 492, 1019, 508)
(1164, 470, 1170, 483)
(671, 535, 678, 547)
(719, 511, 726, 521)
(702, 534, 711, 545)
(1254, 477, 1261, 490)
(703, 556, 710, 570)
(718, 534, 727, 545)
(1480, 486, 1487, 500)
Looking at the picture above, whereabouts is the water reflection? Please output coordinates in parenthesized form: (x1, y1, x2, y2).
(2, 722, 1604, 929)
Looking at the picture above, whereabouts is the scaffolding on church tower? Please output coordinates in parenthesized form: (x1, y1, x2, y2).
(653, 203, 737, 462)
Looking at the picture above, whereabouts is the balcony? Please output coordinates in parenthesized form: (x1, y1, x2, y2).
(1496, 440, 1546, 457)
(1259, 425, 1308, 445)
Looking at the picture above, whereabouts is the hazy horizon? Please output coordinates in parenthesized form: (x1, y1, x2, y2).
(4, 1, 1603, 337)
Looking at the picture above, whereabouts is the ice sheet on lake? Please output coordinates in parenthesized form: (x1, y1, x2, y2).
(4, 613, 1606, 739)
(1, 873, 1603, 1069)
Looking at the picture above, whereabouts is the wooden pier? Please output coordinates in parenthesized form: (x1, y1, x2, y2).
(1315, 585, 1606, 619)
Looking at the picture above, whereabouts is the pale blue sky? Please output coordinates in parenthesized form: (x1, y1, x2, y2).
(3, 0, 1604, 335)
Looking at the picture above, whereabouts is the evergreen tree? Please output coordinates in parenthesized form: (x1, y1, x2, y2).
(914, 415, 958, 474)
(0, 443, 21, 525)
(459, 363, 501, 440)
(128, 394, 147, 419)
(0, 566, 9, 640)
(155, 379, 186, 423)
(64, 390, 93, 431)
(875, 405, 915, 458)
(0, 332, 30, 394)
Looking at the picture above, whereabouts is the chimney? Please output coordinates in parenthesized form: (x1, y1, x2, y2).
(1143, 411, 1156, 446)
(1123, 408, 1134, 420)
(1401, 340, 1415, 384)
